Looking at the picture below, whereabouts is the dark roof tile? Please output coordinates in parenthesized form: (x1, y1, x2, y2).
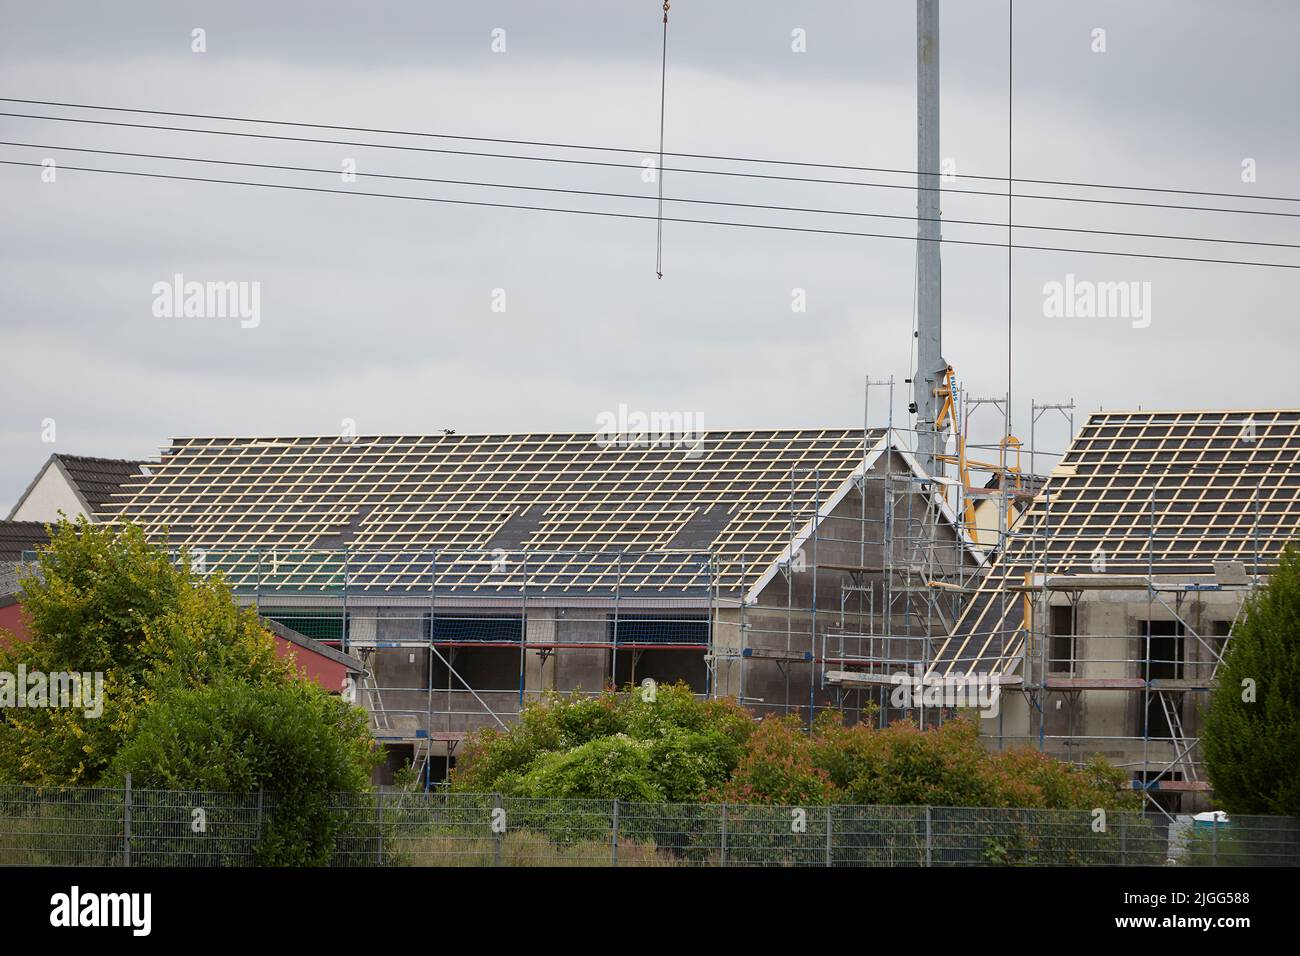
(54, 455, 147, 515)
(0, 522, 49, 562)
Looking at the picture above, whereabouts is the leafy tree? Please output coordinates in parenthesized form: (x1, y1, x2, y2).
(0, 517, 294, 785)
(1203, 544, 1300, 816)
(110, 678, 378, 865)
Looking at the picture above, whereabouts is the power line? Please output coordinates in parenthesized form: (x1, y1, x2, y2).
(4, 95, 1297, 206)
(8, 139, 1300, 252)
(4, 158, 1298, 271)
(4, 110, 1300, 222)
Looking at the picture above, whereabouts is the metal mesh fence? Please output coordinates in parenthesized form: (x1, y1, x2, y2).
(0, 786, 268, 867)
(3, 785, 1298, 867)
(127, 790, 264, 867)
(0, 786, 124, 866)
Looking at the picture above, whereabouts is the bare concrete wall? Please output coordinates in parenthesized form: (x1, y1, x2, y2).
(553, 614, 608, 693)
(1033, 591, 1240, 748)
(1004, 586, 1245, 810)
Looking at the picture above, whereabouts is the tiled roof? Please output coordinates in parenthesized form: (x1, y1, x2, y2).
(107, 430, 885, 593)
(55, 455, 147, 516)
(0, 522, 49, 563)
(260, 617, 366, 672)
(933, 409, 1300, 678)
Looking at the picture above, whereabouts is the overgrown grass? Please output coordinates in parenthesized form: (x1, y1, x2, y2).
(390, 828, 681, 867)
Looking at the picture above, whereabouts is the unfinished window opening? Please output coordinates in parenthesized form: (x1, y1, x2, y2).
(609, 613, 709, 646)
(610, 613, 708, 692)
(261, 610, 348, 646)
(1049, 604, 1075, 674)
(392, 615, 520, 696)
(373, 743, 414, 788)
(614, 647, 707, 693)
(1141, 620, 1185, 678)
(1139, 620, 1185, 738)
(426, 754, 456, 787)
(427, 613, 523, 644)
(1210, 619, 1231, 662)
(432, 645, 521, 693)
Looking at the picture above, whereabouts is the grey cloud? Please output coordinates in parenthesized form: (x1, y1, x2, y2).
(2, 1, 1297, 508)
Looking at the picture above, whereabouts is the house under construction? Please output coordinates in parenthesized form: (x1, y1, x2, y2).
(926, 407, 1300, 814)
(6, 401, 1288, 808)
(103, 425, 982, 783)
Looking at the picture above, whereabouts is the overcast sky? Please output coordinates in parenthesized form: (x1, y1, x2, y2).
(2, 0, 1297, 511)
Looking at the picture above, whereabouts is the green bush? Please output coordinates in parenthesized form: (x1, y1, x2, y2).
(512, 736, 662, 802)
(452, 683, 753, 801)
(716, 714, 1137, 812)
(710, 716, 837, 805)
(110, 679, 379, 865)
(1203, 544, 1300, 816)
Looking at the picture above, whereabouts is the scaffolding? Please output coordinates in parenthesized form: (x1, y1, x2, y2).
(170, 373, 997, 782)
(719, 373, 1001, 729)
(214, 546, 717, 784)
(1013, 564, 1251, 814)
(720, 392, 1288, 819)
(929, 408, 1300, 816)
(991, 492, 1266, 816)
(107, 399, 1293, 809)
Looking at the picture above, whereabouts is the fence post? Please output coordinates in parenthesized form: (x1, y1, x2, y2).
(1119, 812, 1127, 866)
(611, 799, 619, 867)
(924, 806, 932, 867)
(377, 794, 385, 865)
(1211, 817, 1219, 867)
(255, 789, 264, 847)
(825, 807, 833, 867)
(493, 793, 503, 868)
(720, 802, 728, 868)
(123, 772, 132, 868)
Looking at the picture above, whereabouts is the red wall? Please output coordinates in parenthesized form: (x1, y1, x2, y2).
(0, 603, 33, 646)
(272, 637, 351, 693)
(0, 601, 350, 693)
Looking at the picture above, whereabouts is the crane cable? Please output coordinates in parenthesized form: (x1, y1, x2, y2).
(656, 1, 670, 278)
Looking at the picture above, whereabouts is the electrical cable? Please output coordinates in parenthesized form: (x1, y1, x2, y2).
(4, 158, 1297, 271)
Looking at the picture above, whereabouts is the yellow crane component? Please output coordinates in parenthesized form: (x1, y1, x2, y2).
(929, 364, 1025, 544)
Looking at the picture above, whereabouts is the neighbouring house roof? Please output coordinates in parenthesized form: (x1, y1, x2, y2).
(981, 472, 1048, 495)
(6, 454, 149, 522)
(56, 455, 151, 515)
(0, 557, 42, 611)
(932, 409, 1300, 680)
(102, 428, 965, 594)
(260, 616, 367, 674)
(0, 561, 28, 607)
(0, 522, 50, 563)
